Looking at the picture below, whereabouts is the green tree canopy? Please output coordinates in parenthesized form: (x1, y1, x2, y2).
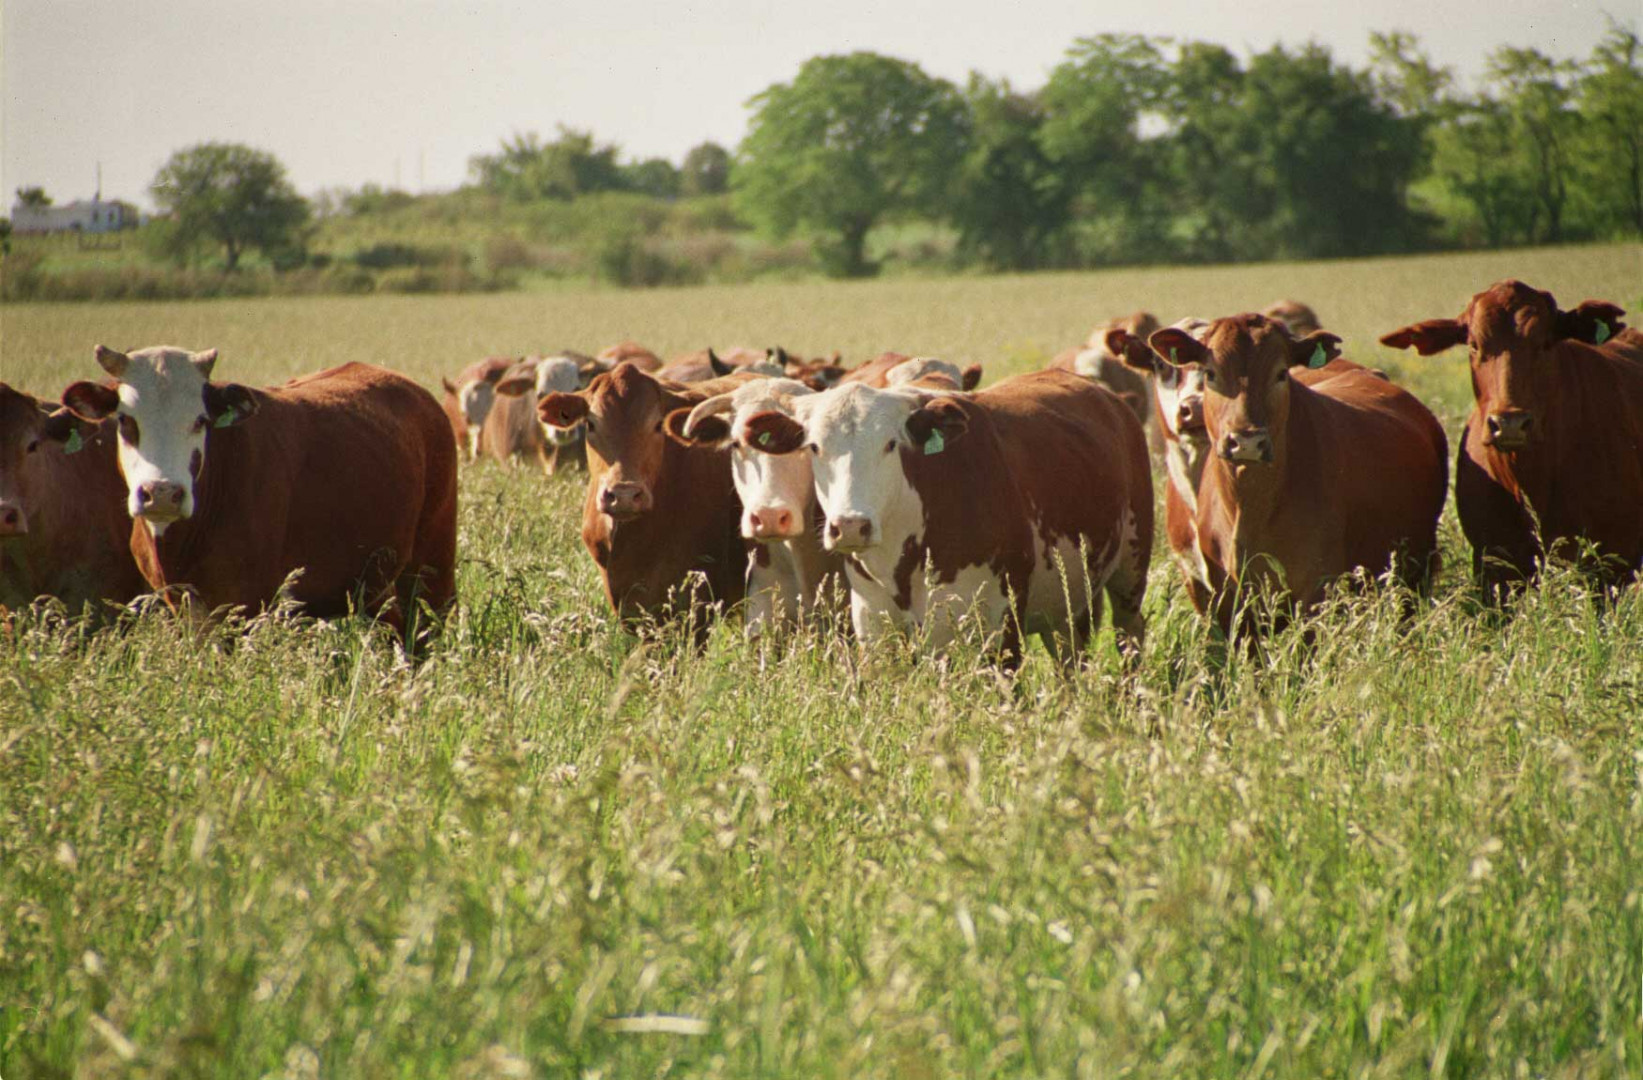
(1577, 22, 1643, 234)
(736, 52, 968, 277)
(149, 143, 310, 271)
(949, 75, 1070, 270)
(16, 186, 51, 209)
(469, 127, 625, 201)
(622, 157, 682, 199)
(681, 142, 732, 196)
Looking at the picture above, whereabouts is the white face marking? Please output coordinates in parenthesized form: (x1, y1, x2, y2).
(790, 384, 929, 552)
(533, 357, 585, 446)
(1153, 318, 1213, 503)
(106, 347, 216, 532)
(885, 357, 963, 389)
(458, 380, 496, 432)
(707, 379, 815, 541)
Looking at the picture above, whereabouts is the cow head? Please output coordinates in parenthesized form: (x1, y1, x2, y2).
(784, 350, 849, 389)
(663, 378, 817, 542)
(1260, 300, 1321, 337)
(742, 383, 968, 554)
(1112, 317, 1212, 444)
(540, 364, 727, 523)
(497, 355, 587, 446)
(884, 357, 982, 392)
(1380, 279, 1625, 452)
(0, 383, 97, 539)
(60, 345, 258, 533)
(1149, 316, 1340, 467)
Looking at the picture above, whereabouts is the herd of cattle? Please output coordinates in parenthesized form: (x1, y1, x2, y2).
(1, 278, 1639, 663)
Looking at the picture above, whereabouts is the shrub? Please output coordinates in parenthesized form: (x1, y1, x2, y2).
(352, 242, 466, 270)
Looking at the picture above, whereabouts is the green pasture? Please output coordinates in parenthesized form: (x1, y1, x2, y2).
(1, 243, 1640, 1078)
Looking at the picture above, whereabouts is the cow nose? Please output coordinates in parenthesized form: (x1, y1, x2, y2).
(599, 481, 650, 518)
(1177, 397, 1204, 431)
(1219, 428, 1273, 463)
(0, 502, 26, 537)
(1486, 410, 1533, 447)
(748, 507, 796, 540)
(135, 481, 188, 515)
(827, 515, 874, 551)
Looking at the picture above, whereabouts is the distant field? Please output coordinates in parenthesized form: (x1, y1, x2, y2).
(2, 244, 1640, 1078)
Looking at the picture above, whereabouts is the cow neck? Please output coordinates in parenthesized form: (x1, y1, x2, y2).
(1164, 435, 1208, 517)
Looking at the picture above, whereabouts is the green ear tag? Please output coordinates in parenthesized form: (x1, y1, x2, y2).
(63, 428, 84, 455)
(758, 431, 771, 447)
(214, 411, 235, 429)
(1169, 347, 1179, 363)
(1308, 342, 1328, 369)
(924, 429, 945, 456)
(1594, 320, 1611, 345)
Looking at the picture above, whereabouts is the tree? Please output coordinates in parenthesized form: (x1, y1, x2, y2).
(622, 157, 681, 199)
(736, 52, 968, 277)
(1431, 96, 1539, 247)
(1487, 47, 1578, 242)
(149, 143, 310, 271)
(949, 75, 1071, 270)
(1156, 40, 1253, 261)
(681, 142, 732, 196)
(1578, 22, 1643, 235)
(15, 186, 51, 209)
(469, 127, 624, 201)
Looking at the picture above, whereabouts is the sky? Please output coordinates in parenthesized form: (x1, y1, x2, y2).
(2, 0, 1630, 210)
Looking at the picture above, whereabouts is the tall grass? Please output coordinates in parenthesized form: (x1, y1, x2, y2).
(1, 244, 1639, 1077)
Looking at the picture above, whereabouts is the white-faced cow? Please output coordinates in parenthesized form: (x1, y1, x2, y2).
(61, 347, 457, 638)
(0, 383, 146, 614)
(1148, 315, 1448, 636)
(441, 356, 514, 462)
(663, 377, 845, 636)
(741, 370, 1153, 666)
(1380, 279, 1643, 596)
(487, 355, 590, 475)
(538, 364, 758, 630)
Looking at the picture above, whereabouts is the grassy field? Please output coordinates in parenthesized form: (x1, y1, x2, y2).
(2, 243, 1640, 1078)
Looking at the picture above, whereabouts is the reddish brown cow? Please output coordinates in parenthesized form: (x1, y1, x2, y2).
(1149, 315, 1448, 636)
(489, 355, 590, 475)
(596, 341, 664, 372)
(61, 348, 457, 638)
(838, 352, 983, 390)
(0, 383, 147, 614)
(777, 348, 849, 388)
(537, 364, 757, 627)
(441, 356, 515, 461)
(656, 347, 784, 383)
(1380, 280, 1643, 595)
(1261, 300, 1322, 337)
(1049, 311, 1157, 428)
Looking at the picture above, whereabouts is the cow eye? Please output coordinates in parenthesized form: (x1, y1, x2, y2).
(885, 440, 897, 454)
(1275, 369, 1288, 383)
(192, 415, 209, 433)
(1203, 371, 1218, 387)
(808, 443, 819, 455)
(117, 415, 139, 444)
(26, 439, 40, 454)
(584, 417, 597, 432)
(1158, 367, 1179, 388)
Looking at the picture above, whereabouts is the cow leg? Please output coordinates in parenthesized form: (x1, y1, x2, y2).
(1103, 547, 1148, 665)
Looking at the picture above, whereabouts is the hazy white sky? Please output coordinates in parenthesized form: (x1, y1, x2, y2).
(2, 0, 1628, 209)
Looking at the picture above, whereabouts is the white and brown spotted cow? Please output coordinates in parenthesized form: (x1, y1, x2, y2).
(742, 369, 1153, 666)
(663, 377, 844, 636)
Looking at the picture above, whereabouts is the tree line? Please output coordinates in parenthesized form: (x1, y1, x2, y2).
(12, 24, 1637, 283)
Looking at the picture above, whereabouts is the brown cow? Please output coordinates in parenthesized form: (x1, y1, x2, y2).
(741, 369, 1153, 666)
(1148, 315, 1448, 636)
(485, 355, 589, 476)
(1049, 311, 1157, 428)
(61, 347, 457, 639)
(838, 352, 983, 391)
(596, 341, 663, 372)
(1380, 280, 1643, 595)
(777, 348, 849, 388)
(1261, 300, 1322, 337)
(0, 383, 146, 614)
(537, 364, 757, 628)
(441, 356, 514, 461)
(657, 347, 784, 383)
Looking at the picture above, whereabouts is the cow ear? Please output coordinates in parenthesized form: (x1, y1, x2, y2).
(743, 410, 806, 455)
(481, 363, 511, 385)
(93, 344, 129, 378)
(494, 373, 536, 397)
(1289, 331, 1341, 370)
(40, 407, 96, 449)
(1556, 300, 1625, 345)
(1149, 328, 1211, 370)
(960, 365, 983, 391)
(204, 383, 258, 428)
(708, 348, 733, 377)
(1105, 328, 1156, 373)
(801, 374, 828, 392)
(538, 392, 589, 430)
(1379, 319, 1466, 355)
(61, 380, 121, 420)
(904, 399, 969, 454)
(441, 376, 459, 397)
(191, 348, 219, 379)
(664, 406, 731, 448)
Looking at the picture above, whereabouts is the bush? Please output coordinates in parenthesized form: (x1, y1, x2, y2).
(352, 242, 466, 270)
(592, 227, 701, 288)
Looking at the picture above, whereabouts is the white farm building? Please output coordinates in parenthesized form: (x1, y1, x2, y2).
(10, 197, 139, 234)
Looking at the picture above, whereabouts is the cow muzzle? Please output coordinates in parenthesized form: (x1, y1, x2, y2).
(135, 480, 189, 522)
(599, 481, 651, 521)
(1176, 397, 1206, 434)
(0, 501, 26, 538)
(826, 515, 874, 552)
(1484, 410, 1533, 450)
(1219, 428, 1273, 464)
(746, 506, 799, 541)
